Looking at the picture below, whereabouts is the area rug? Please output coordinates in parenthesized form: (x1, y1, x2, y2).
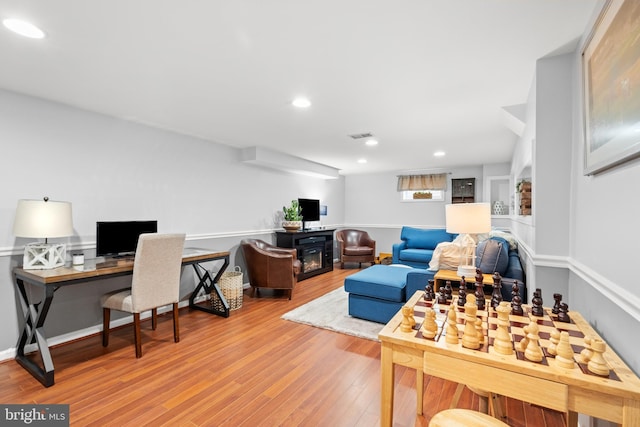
(281, 287, 383, 341)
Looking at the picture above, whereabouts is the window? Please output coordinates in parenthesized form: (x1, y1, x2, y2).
(401, 190, 444, 202)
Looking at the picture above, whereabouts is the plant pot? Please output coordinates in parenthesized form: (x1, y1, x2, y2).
(282, 221, 302, 231)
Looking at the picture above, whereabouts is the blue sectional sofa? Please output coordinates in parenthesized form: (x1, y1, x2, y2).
(346, 231, 526, 324)
(392, 226, 456, 268)
(344, 265, 434, 324)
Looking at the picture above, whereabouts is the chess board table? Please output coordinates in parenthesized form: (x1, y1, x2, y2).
(379, 290, 640, 426)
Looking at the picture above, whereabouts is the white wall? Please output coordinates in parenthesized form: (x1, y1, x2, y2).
(507, 0, 640, 378)
(343, 165, 490, 254)
(0, 89, 345, 355)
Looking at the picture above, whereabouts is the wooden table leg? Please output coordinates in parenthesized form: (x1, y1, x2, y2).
(623, 398, 640, 427)
(381, 342, 395, 427)
(416, 370, 424, 415)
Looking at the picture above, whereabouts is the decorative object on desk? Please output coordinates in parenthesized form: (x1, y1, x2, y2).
(282, 199, 302, 231)
(210, 266, 243, 311)
(582, 0, 640, 175)
(492, 200, 504, 215)
(12, 197, 73, 270)
(445, 203, 491, 278)
(72, 253, 84, 266)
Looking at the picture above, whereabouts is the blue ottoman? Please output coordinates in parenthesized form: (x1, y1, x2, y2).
(344, 264, 417, 324)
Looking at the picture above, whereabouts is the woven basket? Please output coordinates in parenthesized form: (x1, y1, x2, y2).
(211, 266, 243, 311)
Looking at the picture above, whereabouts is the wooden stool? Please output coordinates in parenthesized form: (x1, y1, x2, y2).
(447, 383, 504, 418)
(429, 408, 509, 427)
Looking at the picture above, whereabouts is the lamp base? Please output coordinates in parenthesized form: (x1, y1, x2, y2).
(457, 264, 476, 278)
(23, 242, 66, 270)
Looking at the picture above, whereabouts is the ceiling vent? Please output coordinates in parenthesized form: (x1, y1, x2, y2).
(348, 132, 374, 140)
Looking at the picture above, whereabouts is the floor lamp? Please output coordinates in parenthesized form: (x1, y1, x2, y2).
(13, 197, 74, 270)
(445, 203, 491, 278)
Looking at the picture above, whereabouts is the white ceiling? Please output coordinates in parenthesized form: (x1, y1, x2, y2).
(0, 0, 598, 175)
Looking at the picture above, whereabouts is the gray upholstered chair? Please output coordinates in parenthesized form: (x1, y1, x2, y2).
(101, 233, 186, 358)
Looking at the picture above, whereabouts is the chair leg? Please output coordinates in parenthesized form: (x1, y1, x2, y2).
(288, 288, 293, 300)
(133, 313, 142, 358)
(102, 308, 111, 347)
(172, 303, 180, 343)
(151, 308, 158, 330)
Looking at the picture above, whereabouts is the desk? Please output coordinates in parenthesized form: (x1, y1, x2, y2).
(379, 291, 640, 427)
(13, 248, 229, 387)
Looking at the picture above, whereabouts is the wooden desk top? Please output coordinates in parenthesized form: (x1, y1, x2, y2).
(14, 248, 230, 285)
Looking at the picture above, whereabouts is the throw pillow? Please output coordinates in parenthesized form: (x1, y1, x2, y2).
(476, 238, 509, 276)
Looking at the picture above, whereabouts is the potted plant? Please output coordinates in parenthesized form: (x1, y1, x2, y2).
(282, 200, 303, 231)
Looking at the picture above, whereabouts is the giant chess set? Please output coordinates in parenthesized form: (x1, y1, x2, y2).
(400, 269, 617, 379)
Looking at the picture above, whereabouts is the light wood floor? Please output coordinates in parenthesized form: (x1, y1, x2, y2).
(0, 265, 566, 426)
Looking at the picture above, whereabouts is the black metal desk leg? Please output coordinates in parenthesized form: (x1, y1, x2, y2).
(15, 278, 56, 387)
(188, 257, 230, 318)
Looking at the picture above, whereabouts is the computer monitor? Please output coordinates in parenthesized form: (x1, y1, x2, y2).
(96, 220, 158, 257)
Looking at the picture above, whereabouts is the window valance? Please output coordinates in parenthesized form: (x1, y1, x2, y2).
(397, 173, 447, 191)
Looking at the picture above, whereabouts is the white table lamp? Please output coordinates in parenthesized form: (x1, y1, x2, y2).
(445, 203, 491, 278)
(13, 197, 73, 269)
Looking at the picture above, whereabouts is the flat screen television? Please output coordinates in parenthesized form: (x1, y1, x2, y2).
(298, 198, 320, 226)
(96, 220, 158, 257)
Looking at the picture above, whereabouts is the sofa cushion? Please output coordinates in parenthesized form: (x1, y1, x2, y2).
(344, 246, 374, 256)
(402, 227, 453, 250)
(344, 264, 412, 302)
(476, 237, 509, 276)
(399, 248, 434, 263)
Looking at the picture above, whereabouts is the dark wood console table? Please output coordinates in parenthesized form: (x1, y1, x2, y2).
(13, 248, 229, 387)
(276, 229, 334, 281)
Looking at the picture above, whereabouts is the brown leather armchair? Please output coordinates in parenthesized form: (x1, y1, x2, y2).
(241, 239, 301, 299)
(336, 229, 376, 268)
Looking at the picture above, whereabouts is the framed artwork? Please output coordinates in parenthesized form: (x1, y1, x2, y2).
(582, 0, 640, 175)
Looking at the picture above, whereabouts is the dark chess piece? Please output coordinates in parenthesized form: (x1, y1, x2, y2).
(424, 280, 435, 301)
(531, 288, 544, 317)
(437, 288, 448, 305)
(511, 282, 524, 316)
(475, 268, 484, 285)
(475, 282, 485, 311)
(557, 302, 571, 323)
(444, 280, 453, 301)
(490, 272, 503, 309)
(457, 284, 467, 307)
(552, 293, 562, 314)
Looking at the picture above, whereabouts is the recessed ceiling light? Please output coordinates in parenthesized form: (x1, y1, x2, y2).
(3, 18, 45, 39)
(433, 150, 446, 157)
(357, 158, 367, 164)
(292, 97, 311, 108)
(365, 139, 378, 146)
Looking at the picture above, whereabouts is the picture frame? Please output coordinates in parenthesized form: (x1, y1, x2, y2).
(582, 0, 640, 175)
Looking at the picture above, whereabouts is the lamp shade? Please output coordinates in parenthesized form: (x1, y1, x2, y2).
(445, 203, 491, 234)
(13, 199, 73, 238)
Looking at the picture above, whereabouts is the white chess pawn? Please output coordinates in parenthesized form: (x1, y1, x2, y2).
(421, 308, 438, 339)
(524, 322, 543, 362)
(547, 329, 560, 356)
(554, 331, 575, 369)
(462, 294, 480, 349)
(493, 301, 513, 355)
(587, 338, 610, 376)
(580, 336, 593, 364)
